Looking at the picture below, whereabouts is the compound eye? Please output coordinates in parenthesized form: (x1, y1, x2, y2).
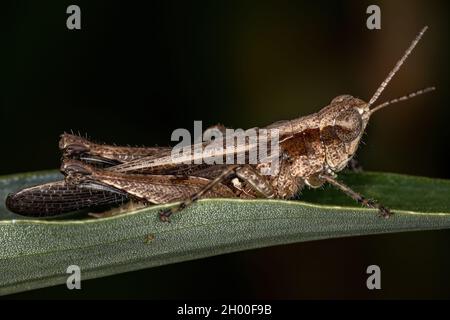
(334, 108, 363, 142)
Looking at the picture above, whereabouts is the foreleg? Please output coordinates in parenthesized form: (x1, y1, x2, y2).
(319, 173, 392, 218)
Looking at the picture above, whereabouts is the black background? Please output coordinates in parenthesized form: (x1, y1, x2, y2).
(1, 0, 449, 299)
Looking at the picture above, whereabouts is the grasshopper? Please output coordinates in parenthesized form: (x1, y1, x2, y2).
(6, 27, 434, 221)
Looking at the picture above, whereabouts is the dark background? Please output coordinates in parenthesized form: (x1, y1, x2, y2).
(1, 0, 449, 298)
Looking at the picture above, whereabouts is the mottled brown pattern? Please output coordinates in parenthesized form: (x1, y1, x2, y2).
(320, 125, 347, 171)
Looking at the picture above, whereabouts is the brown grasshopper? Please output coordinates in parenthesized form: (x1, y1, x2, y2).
(6, 26, 434, 221)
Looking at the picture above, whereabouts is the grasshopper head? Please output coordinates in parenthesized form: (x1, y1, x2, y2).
(318, 95, 369, 171)
(322, 83, 434, 172)
(320, 26, 435, 172)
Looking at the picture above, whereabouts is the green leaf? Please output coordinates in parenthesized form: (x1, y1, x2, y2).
(1, 170, 449, 295)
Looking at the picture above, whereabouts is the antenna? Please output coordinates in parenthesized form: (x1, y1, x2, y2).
(369, 86, 435, 114)
(367, 26, 428, 109)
